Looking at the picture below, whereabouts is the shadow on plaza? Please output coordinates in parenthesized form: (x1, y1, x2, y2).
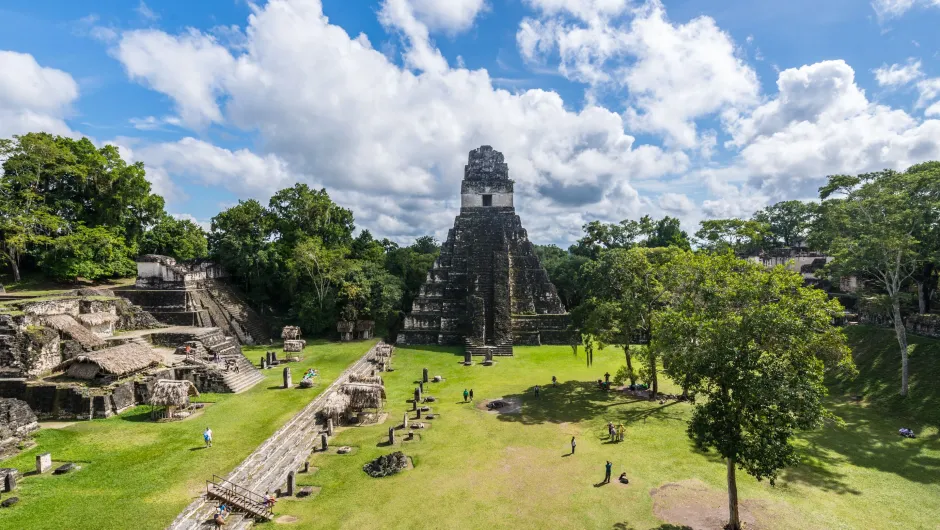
(494, 381, 686, 427)
(786, 399, 940, 488)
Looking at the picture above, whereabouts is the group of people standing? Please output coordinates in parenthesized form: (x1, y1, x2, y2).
(607, 422, 625, 442)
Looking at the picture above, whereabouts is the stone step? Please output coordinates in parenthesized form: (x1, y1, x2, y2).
(169, 345, 384, 530)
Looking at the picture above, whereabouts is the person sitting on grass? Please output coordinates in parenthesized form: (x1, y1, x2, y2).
(619, 472, 629, 484)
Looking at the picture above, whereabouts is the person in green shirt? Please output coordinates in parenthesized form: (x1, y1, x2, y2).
(463, 389, 469, 402)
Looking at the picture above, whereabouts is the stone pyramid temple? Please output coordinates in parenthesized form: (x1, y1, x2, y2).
(397, 146, 572, 356)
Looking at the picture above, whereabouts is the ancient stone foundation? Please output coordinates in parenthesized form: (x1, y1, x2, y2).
(397, 146, 573, 355)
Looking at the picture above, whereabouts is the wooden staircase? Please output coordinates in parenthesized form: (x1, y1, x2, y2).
(205, 475, 273, 521)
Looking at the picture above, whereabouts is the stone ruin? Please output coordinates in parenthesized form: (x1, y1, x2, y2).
(337, 320, 375, 342)
(397, 146, 573, 356)
(487, 399, 510, 410)
(281, 326, 302, 340)
(0, 398, 38, 454)
(363, 451, 408, 477)
(116, 255, 271, 345)
(283, 340, 306, 353)
(0, 288, 264, 420)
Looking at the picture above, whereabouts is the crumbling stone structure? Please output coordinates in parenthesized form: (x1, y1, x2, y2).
(397, 146, 572, 355)
(0, 398, 38, 452)
(117, 255, 271, 344)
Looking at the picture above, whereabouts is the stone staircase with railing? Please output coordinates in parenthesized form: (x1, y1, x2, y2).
(205, 475, 273, 522)
(168, 342, 384, 530)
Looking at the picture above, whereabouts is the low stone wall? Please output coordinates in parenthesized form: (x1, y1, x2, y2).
(904, 314, 940, 339)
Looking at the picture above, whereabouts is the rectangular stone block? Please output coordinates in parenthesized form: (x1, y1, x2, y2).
(36, 453, 52, 474)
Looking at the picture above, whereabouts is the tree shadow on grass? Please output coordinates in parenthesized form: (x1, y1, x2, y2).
(613, 523, 692, 530)
(495, 381, 687, 427)
(780, 444, 862, 495)
(797, 399, 940, 486)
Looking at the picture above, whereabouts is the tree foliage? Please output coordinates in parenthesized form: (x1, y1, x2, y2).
(655, 252, 852, 530)
(0, 133, 165, 282)
(752, 200, 816, 248)
(813, 164, 940, 396)
(694, 218, 770, 255)
(40, 225, 137, 281)
(140, 215, 208, 261)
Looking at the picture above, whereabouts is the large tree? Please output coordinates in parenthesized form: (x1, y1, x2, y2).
(576, 247, 682, 390)
(141, 215, 208, 261)
(655, 252, 852, 530)
(533, 244, 589, 310)
(752, 200, 816, 248)
(209, 199, 277, 304)
(816, 164, 940, 396)
(695, 218, 770, 255)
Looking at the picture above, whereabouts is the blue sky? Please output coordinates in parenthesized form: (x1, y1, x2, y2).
(2, 0, 940, 246)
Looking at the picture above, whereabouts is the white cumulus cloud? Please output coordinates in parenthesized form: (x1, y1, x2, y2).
(873, 59, 924, 87)
(0, 50, 79, 138)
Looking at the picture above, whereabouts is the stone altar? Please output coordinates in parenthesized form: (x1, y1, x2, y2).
(397, 146, 573, 356)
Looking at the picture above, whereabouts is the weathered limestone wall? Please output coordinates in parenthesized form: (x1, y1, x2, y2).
(0, 397, 39, 451)
(18, 299, 80, 317)
(0, 315, 60, 377)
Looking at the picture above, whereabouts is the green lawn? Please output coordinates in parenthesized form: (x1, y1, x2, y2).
(273, 336, 940, 530)
(0, 339, 374, 530)
(2, 328, 938, 529)
(830, 325, 940, 428)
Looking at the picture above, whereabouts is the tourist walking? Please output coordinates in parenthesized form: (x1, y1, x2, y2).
(552, 375, 557, 387)
(571, 436, 576, 454)
(604, 460, 612, 483)
(469, 389, 474, 401)
(607, 422, 615, 440)
(604, 372, 610, 384)
(463, 389, 469, 402)
(204, 427, 213, 448)
(618, 423, 625, 442)
(535, 385, 540, 398)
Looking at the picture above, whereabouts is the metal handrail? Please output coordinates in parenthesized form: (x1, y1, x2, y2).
(206, 475, 273, 519)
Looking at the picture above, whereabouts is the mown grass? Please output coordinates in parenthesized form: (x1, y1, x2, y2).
(829, 325, 940, 428)
(0, 339, 374, 530)
(3, 327, 939, 529)
(274, 336, 940, 530)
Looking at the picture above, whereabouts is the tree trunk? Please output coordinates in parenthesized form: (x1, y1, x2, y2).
(7, 252, 20, 282)
(624, 345, 636, 386)
(916, 262, 934, 314)
(649, 350, 658, 398)
(726, 457, 741, 530)
(892, 300, 910, 397)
